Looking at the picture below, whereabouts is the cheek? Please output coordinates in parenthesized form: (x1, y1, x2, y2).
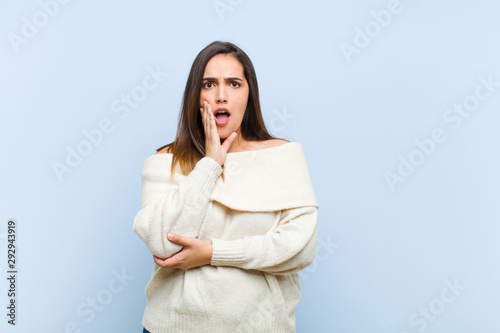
(233, 92, 248, 107)
(199, 91, 214, 103)
(199, 93, 207, 104)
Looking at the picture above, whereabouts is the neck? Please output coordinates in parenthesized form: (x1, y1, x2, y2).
(223, 134, 257, 153)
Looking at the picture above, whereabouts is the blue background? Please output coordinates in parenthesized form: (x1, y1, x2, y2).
(1, 0, 499, 332)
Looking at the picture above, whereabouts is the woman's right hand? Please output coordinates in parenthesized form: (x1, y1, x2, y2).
(200, 100, 237, 166)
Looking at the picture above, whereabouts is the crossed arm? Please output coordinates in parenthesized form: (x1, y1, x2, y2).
(133, 156, 318, 274)
(152, 206, 319, 275)
(132, 156, 222, 259)
(152, 232, 212, 270)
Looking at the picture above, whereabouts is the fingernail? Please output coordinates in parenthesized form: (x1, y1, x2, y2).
(167, 233, 173, 240)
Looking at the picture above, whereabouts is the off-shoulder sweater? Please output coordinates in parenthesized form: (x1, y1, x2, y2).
(132, 141, 319, 333)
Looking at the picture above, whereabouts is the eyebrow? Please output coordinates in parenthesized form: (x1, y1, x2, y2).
(202, 77, 244, 81)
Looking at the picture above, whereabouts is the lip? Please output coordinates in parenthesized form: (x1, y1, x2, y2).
(213, 107, 230, 126)
(214, 107, 230, 115)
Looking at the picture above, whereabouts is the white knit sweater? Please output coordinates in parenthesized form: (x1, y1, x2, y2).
(133, 141, 319, 333)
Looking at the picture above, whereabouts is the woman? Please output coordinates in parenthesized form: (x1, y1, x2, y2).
(133, 41, 319, 333)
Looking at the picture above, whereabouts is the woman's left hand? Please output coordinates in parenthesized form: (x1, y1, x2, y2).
(153, 233, 213, 270)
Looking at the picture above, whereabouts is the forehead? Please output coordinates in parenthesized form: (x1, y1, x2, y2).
(204, 54, 244, 77)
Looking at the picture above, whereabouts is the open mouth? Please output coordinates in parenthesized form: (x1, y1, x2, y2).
(214, 109, 230, 125)
(215, 111, 230, 122)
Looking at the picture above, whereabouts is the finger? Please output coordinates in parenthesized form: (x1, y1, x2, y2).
(153, 255, 169, 268)
(158, 259, 175, 268)
(221, 132, 237, 152)
(207, 103, 219, 140)
(200, 102, 206, 132)
(167, 232, 189, 246)
(154, 254, 180, 268)
(206, 102, 215, 141)
(201, 101, 207, 136)
(204, 101, 211, 141)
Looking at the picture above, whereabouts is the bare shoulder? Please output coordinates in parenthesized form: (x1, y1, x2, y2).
(264, 139, 290, 148)
(156, 146, 171, 154)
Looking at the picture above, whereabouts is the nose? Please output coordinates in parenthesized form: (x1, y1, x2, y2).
(216, 87, 227, 103)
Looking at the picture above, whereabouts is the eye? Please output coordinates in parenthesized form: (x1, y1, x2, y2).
(231, 81, 240, 87)
(203, 82, 214, 88)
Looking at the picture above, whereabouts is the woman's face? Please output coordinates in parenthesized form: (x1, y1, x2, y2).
(199, 54, 249, 139)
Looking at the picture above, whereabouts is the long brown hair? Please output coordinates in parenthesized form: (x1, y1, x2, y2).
(156, 40, 285, 179)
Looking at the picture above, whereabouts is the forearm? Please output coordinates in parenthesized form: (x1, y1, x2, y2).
(210, 206, 319, 275)
(133, 156, 222, 258)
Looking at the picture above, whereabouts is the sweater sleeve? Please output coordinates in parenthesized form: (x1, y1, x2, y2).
(133, 156, 222, 259)
(210, 205, 318, 275)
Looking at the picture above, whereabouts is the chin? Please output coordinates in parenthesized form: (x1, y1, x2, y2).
(218, 131, 229, 139)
